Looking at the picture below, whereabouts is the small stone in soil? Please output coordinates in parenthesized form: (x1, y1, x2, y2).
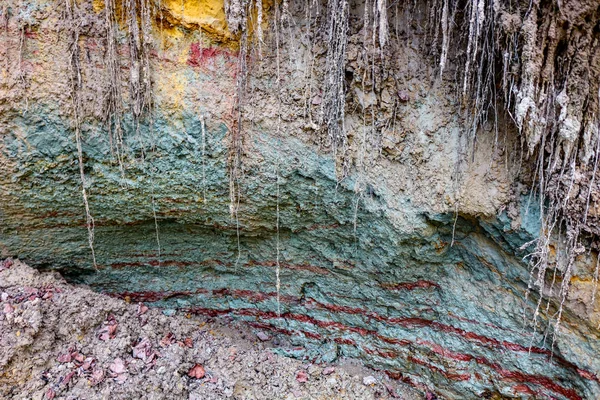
(296, 370, 308, 383)
(256, 331, 270, 341)
(188, 364, 206, 379)
(363, 376, 377, 386)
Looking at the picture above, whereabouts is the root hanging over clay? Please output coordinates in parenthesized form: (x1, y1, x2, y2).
(430, 0, 600, 340)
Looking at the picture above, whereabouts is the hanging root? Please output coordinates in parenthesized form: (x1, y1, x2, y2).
(228, 0, 250, 270)
(104, 0, 154, 169)
(255, 0, 264, 56)
(60, 0, 158, 270)
(376, 0, 388, 49)
(103, 0, 125, 175)
(64, 0, 98, 271)
(275, 160, 281, 318)
(430, 0, 600, 343)
(224, 0, 246, 35)
(201, 114, 208, 203)
(322, 0, 349, 172)
(126, 0, 153, 126)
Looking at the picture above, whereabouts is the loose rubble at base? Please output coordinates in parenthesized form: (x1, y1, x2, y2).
(0, 259, 423, 399)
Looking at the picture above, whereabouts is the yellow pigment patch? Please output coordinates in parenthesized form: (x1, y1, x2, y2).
(155, 68, 187, 110)
(570, 276, 591, 284)
(92, 0, 105, 13)
(160, 0, 234, 43)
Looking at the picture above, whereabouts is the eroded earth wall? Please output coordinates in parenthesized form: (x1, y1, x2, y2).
(1, 0, 600, 398)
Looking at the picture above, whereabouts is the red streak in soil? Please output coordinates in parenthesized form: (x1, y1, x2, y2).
(381, 280, 440, 291)
(491, 363, 582, 400)
(512, 384, 536, 396)
(113, 290, 192, 302)
(113, 287, 598, 392)
(408, 356, 471, 382)
(187, 306, 583, 399)
(248, 322, 321, 339)
(417, 340, 474, 362)
(577, 368, 599, 381)
(247, 260, 330, 275)
(364, 347, 398, 359)
(186, 307, 232, 317)
(112, 288, 211, 303)
(109, 260, 199, 268)
(334, 337, 356, 345)
(379, 336, 411, 346)
(211, 288, 297, 303)
(187, 43, 231, 67)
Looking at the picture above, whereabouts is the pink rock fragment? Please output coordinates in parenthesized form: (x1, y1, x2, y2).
(178, 337, 193, 348)
(426, 391, 438, 400)
(398, 90, 410, 102)
(109, 358, 126, 375)
(0, 259, 13, 271)
(296, 370, 308, 383)
(62, 371, 76, 386)
(160, 332, 176, 347)
(81, 357, 94, 370)
(3, 303, 14, 315)
(133, 338, 158, 364)
(188, 364, 206, 379)
(115, 373, 128, 384)
(137, 303, 149, 315)
(56, 353, 71, 363)
(98, 317, 118, 341)
(90, 368, 104, 385)
(256, 331, 270, 341)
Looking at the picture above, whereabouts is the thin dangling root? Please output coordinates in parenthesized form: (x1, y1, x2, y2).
(64, 0, 98, 271)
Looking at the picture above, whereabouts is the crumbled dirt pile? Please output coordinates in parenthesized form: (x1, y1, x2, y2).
(0, 259, 421, 399)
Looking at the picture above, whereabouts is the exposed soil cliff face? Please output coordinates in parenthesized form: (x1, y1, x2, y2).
(1, 0, 600, 399)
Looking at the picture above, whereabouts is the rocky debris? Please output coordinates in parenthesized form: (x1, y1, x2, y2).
(98, 314, 118, 341)
(0, 260, 422, 399)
